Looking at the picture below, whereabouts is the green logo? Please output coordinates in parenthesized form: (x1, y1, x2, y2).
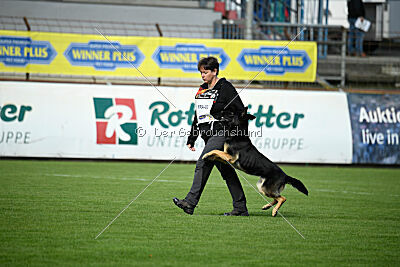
(248, 104, 304, 129)
(149, 101, 304, 129)
(0, 104, 32, 122)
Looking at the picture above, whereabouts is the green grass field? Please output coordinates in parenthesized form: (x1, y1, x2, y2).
(1, 159, 399, 266)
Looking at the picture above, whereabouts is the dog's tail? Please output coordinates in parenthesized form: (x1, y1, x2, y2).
(286, 176, 308, 196)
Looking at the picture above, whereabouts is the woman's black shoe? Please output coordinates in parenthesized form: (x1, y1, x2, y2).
(223, 210, 249, 216)
(173, 198, 195, 215)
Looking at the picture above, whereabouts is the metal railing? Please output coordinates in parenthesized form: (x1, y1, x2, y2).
(2, 15, 400, 90)
(0, 16, 214, 39)
(0, 15, 346, 89)
(213, 19, 245, 39)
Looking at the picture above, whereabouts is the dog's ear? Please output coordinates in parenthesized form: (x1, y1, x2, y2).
(247, 114, 256, 120)
(240, 107, 249, 118)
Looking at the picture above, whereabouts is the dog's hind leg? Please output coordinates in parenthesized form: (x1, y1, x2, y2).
(272, 196, 286, 217)
(261, 199, 277, 210)
(257, 178, 278, 211)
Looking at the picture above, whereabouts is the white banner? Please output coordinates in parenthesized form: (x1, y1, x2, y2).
(0, 81, 352, 163)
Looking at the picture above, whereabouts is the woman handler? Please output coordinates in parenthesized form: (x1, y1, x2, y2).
(173, 57, 248, 216)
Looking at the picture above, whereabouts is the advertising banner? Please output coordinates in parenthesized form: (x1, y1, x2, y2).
(347, 93, 400, 164)
(0, 30, 317, 82)
(0, 82, 351, 163)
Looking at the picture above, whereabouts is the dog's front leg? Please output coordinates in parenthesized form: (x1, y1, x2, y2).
(202, 150, 225, 162)
(202, 150, 234, 164)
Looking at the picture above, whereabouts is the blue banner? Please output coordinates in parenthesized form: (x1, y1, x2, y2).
(152, 44, 230, 72)
(64, 41, 144, 70)
(0, 35, 56, 67)
(237, 47, 311, 75)
(347, 93, 400, 164)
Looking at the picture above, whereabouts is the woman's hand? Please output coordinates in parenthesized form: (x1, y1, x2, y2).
(187, 144, 196, 151)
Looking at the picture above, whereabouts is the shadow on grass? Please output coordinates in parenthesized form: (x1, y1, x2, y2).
(248, 211, 302, 218)
(194, 211, 303, 218)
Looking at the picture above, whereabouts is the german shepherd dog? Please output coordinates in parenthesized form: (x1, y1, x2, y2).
(203, 107, 308, 216)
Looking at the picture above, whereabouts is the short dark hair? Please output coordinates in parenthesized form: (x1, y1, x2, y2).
(198, 57, 219, 75)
